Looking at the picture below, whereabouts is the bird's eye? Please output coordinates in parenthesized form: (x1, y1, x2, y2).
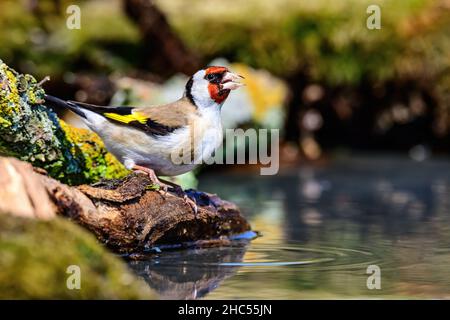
(206, 74, 216, 81)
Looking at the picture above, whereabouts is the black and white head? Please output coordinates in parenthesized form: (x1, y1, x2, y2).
(184, 66, 244, 108)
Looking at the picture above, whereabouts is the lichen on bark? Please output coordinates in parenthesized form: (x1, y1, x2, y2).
(0, 60, 128, 185)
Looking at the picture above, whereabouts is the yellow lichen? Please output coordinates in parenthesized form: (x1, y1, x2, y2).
(0, 115, 11, 126)
(59, 120, 129, 180)
(5, 69, 19, 108)
(1, 59, 128, 184)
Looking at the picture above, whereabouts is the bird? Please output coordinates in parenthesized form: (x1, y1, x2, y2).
(44, 66, 244, 213)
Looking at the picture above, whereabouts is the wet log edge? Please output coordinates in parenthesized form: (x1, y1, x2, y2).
(0, 157, 252, 256)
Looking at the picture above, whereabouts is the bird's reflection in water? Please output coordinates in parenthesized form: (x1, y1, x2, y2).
(128, 243, 248, 299)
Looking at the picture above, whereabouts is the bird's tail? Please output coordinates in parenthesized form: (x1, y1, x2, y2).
(44, 94, 86, 118)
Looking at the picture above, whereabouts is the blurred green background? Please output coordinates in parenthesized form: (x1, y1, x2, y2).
(1, 0, 449, 162)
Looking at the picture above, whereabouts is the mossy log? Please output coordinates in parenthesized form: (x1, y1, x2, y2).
(0, 157, 250, 254)
(0, 59, 128, 185)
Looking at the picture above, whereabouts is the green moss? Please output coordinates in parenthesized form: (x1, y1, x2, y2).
(0, 214, 155, 299)
(60, 121, 129, 181)
(0, 0, 140, 79)
(0, 59, 128, 185)
(157, 0, 448, 84)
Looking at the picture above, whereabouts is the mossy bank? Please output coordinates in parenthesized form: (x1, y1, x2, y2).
(0, 213, 155, 299)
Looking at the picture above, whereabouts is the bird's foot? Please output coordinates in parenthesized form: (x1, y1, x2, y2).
(182, 194, 198, 216)
(132, 168, 198, 215)
(132, 165, 170, 195)
(160, 181, 198, 216)
(184, 189, 222, 208)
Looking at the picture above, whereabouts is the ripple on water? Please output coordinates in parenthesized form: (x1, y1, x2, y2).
(141, 239, 381, 272)
(130, 242, 383, 299)
(203, 242, 381, 271)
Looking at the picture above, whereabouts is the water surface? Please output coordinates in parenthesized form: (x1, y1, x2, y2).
(129, 155, 450, 299)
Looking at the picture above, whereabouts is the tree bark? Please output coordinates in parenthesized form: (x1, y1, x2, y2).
(0, 157, 252, 255)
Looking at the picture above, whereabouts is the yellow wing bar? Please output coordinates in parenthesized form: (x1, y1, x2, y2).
(103, 111, 148, 124)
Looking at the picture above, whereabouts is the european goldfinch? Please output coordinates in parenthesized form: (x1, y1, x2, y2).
(45, 66, 244, 211)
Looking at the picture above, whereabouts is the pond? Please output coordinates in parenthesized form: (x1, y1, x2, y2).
(128, 155, 450, 299)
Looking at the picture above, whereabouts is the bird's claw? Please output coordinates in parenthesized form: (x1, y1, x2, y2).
(159, 183, 169, 197)
(183, 194, 198, 216)
(184, 189, 221, 208)
(132, 165, 170, 197)
(170, 185, 198, 216)
(132, 166, 198, 215)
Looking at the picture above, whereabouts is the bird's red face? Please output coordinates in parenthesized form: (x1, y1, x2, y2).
(185, 66, 244, 108)
(204, 66, 244, 104)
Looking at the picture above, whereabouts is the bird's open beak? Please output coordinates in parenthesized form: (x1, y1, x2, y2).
(220, 72, 245, 90)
